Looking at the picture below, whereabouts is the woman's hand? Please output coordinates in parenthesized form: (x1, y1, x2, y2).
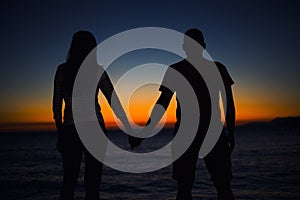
(55, 120, 63, 153)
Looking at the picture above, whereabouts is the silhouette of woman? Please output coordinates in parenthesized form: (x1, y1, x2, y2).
(53, 31, 131, 200)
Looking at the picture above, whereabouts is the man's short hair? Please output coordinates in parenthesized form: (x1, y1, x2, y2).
(185, 28, 206, 48)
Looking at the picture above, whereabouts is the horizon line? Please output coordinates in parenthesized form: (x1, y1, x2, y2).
(1, 116, 298, 132)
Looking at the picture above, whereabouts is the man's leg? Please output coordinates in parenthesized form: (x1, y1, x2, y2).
(173, 147, 199, 200)
(176, 180, 193, 200)
(214, 180, 234, 200)
(204, 133, 234, 200)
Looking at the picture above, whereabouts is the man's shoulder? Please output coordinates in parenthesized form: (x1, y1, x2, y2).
(213, 61, 228, 74)
(169, 59, 229, 73)
(214, 61, 225, 68)
(169, 59, 188, 69)
(214, 61, 234, 85)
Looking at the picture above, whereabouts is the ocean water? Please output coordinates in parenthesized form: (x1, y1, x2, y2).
(0, 127, 299, 200)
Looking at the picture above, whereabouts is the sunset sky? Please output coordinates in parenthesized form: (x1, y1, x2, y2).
(0, 0, 299, 131)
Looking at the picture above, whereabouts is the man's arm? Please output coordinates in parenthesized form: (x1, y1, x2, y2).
(145, 85, 174, 130)
(129, 86, 174, 149)
(225, 84, 236, 153)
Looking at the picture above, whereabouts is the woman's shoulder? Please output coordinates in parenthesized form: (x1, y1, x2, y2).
(54, 63, 67, 79)
(55, 62, 68, 74)
(57, 62, 67, 70)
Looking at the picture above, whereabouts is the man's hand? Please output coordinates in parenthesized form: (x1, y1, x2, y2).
(128, 135, 143, 150)
(122, 120, 143, 150)
(229, 134, 235, 153)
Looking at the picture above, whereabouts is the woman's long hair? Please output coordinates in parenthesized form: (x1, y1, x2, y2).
(63, 31, 97, 94)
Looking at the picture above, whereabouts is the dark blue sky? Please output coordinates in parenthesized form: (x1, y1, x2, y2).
(0, 0, 299, 123)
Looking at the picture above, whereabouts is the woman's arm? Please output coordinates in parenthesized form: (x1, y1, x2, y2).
(98, 71, 132, 132)
(53, 65, 64, 131)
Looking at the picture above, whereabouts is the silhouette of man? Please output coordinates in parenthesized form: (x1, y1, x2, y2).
(132, 28, 235, 200)
(53, 31, 132, 200)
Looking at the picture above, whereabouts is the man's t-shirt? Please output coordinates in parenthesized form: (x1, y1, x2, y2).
(158, 59, 234, 136)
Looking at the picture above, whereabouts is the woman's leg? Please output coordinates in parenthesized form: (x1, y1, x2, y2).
(84, 150, 103, 200)
(59, 125, 83, 200)
(83, 121, 105, 200)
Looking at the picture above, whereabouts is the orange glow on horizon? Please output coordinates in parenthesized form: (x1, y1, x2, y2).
(98, 89, 177, 128)
(0, 85, 299, 131)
